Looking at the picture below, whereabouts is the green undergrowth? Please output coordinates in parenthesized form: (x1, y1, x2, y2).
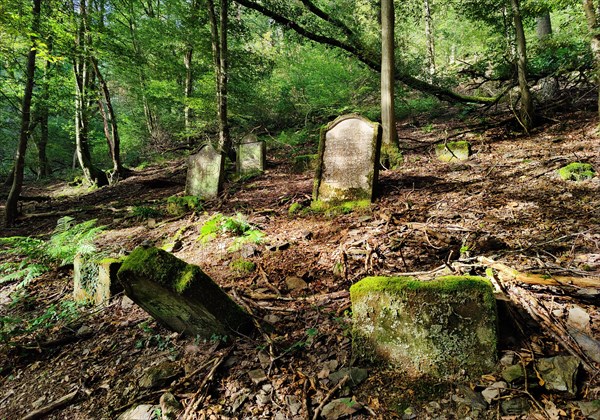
(166, 195, 204, 216)
(288, 199, 372, 217)
(198, 213, 266, 252)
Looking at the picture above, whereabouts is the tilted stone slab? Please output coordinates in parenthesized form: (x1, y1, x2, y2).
(73, 255, 124, 305)
(313, 114, 381, 203)
(117, 246, 253, 338)
(185, 143, 223, 198)
(351, 275, 497, 378)
(237, 134, 266, 175)
(435, 141, 471, 162)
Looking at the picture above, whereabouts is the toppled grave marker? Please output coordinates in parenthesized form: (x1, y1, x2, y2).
(185, 143, 223, 198)
(435, 141, 471, 162)
(117, 246, 253, 338)
(313, 114, 381, 203)
(350, 275, 497, 378)
(237, 134, 266, 176)
(73, 255, 123, 305)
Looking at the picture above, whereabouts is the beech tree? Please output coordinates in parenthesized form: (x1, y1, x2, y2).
(381, 0, 400, 166)
(511, 0, 534, 131)
(6, 0, 42, 226)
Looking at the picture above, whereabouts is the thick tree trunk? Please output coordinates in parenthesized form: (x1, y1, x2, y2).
(536, 12, 552, 40)
(6, 0, 41, 227)
(511, 0, 534, 132)
(423, 0, 435, 77)
(583, 0, 600, 120)
(184, 46, 194, 147)
(380, 0, 400, 167)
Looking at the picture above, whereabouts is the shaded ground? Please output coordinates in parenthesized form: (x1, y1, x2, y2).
(0, 100, 599, 419)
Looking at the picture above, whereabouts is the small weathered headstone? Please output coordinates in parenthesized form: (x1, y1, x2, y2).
(435, 141, 471, 162)
(351, 276, 497, 378)
(185, 143, 223, 198)
(117, 246, 253, 338)
(237, 134, 266, 176)
(73, 255, 123, 305)
(313, 114, 382, 203)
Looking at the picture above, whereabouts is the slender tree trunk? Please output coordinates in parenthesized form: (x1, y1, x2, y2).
(184, 46, 194, 147)
(380, 0, 400, 167)
(35, 44, 52, 178)
(583, 0, 600, 120)
(73, 0, 108, 187)
(511, 0, 534, 132)
(91, 57, 124, 178)
(536, 12, 552, 40)
(207, 0, 233, 162)
(423, 0, 435, 77)
(6, 0, 41, 227)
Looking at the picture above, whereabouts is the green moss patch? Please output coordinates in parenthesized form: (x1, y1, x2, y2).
(311, 199, 371, 216)
(558, 162, 595, 181)
(435, 141, 471, 162)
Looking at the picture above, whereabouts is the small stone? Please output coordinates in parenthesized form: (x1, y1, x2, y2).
(457, 384, 487, 411)
(159, 392, 182, 420)
(567, 305, 590, 331)
(301, 230, 313, 240)
(321, 398, 362, 420)
(117, 404, 157, 420)
(499, 352, 516, 366)
(502, 364, 525, 383)
(256, 391, 270, 405)
(481, 382, 507, 404)
(328, 368, 368, 387)
(577, 400, 600, 420)
(248, 368, 267, 385)
(263, 314, 281, 324)
(536, 356, 579, 396)
(257, 352, 271, 370)
(76, 325, 92, 337)
(121, 296, 134, 309)
(240, 244, 258, 258)
(501, 397, 530, 415)
(286, 395, 302, 416)
(32, 396, 46, 409)
(139, 361, 181, 389)
(285, 276, 308, 291)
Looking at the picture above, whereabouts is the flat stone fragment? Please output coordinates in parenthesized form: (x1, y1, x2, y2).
(237, 134, 266, 175)
(350, 276, 497, 378)
(117, 246, 253, 338)
(536, 356, 580, 396)
(313, 114, 381, 203)
(185, 143, 223, 198)
(435, 141, 471, 162)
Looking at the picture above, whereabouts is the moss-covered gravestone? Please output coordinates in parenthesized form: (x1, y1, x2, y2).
(435, 141, 471, 162)
(237, 134, 266, 176)
(117, 246, 253, 338)
(351, 276, 497, 378)
(313, 114, 382, 203)
(185, 144, 223, 198)
(73, 255, 124, 305)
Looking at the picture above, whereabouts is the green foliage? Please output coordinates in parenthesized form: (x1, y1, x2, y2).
(230, 258, 256, 273)
(198, 213, 266, 251)
(288, 202, 303, 215)
(47, 217, 104, 265)
(166, 195, 204, 216)
(228, 229, 266, 253)
(558, 162, 596, 181)
(132, 206, 163, 220)
(310, 200, 372, 216)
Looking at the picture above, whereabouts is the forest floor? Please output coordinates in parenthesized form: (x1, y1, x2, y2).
(0, 96, 599, 419)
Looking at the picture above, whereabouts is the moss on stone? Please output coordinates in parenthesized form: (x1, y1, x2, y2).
(558, 162, 595, 181)
(311, 199, 371, 216)
(288, 202, 303, 215)
(435, 141, 471, 162)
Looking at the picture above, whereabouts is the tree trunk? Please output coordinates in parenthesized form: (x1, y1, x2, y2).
(511, 0, 534, 132)
(35, 44, 52, 178)
(73, 0, 108, 187)
(184, 46, 194, 147)
(380, 0, 400, 167)
(6, 0, 41, 227)
(423, 0, 435, 77)
(91, 57, 124, 178)
(207, 0, 233, 164)
(583, 0, 600, 120)
(536, 12, 552, 40)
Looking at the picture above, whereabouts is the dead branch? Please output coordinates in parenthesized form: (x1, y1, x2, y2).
(311, 375, 350, 420)
(22, 389, 79, 420)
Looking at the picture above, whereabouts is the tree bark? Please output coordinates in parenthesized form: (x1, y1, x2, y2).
(35, 42, 52, 178)
(511, 0, 534, 132)
(380, 0, 400, 167)
(423, 0, 435, 77)
(6, 0, 41, 227)
(184, 46, 194, 147)
(583, 0, 600, 120)
(73, 0, 108, 187)
(535, 12, 552, 40)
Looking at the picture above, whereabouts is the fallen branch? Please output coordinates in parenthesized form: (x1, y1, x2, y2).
(22, 389, 79, 420)
(311, 375, 350, 420)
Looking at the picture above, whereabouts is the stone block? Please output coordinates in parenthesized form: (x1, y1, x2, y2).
(313, 114, 381, 203)
(350, 275, 497, 378)
(237, 134, 266, 175)
(185, 144, 223, 198)
(117, 246, 253, 338)
(435, 141, 471, 162)
(73, 255, 124, 305)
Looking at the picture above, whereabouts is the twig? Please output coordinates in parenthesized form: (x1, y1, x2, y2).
(22, 389, 79, 420)
(311, 375, 350, 420)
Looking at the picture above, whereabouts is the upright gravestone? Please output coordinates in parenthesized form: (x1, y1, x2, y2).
(185, 144, 223, 198)
(237, 134, 266, 176)
(313, 114, 382, 203)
